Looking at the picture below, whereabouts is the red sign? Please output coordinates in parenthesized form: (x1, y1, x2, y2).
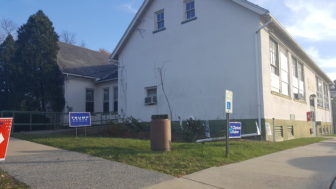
(0, 118, 13, 161)
(307, 112, 312, 121)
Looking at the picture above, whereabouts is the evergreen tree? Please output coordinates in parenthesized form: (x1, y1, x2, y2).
(0, 34, 16, 110)
(15, 10, 65, 112)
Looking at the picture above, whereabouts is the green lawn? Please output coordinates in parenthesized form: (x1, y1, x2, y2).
(0, 169, 29, 189)
(14, 134, 327, 176)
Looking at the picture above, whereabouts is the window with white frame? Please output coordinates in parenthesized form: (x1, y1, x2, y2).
(103, 88, 109, 113)
(155, 10, 165, 31)
(113, 86, 118, 113)
(86, 88, 94, 113)
(323, 83, 329, 109)
(316, 77, 323, 108)
(270, 38, 280, 93)
(270, 38, 290, 96)
(292, 57, 305, 100)
(145, 86, 157, 105)
(185, 0, 195, 20)
(279, 47, 289, 96)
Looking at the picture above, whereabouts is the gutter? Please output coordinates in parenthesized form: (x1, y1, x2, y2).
(62, 72, 96, 80)
(255, 17, 273, 135)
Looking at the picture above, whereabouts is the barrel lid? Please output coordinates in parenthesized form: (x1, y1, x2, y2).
(151, 114, 169, 120)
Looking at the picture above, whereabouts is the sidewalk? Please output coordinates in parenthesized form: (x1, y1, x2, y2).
(146, 137, 336, 189)
(0, 138, 173, 189)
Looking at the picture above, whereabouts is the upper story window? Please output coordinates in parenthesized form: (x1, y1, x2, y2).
(270, 38, 280, 93)
(269, 38, 290, 96)
(155, 10, 165, 31)
(279, 47, 289, 96)
(185, 0, 195, 20)
(270, 38, 279, 76)
(323, 83, 330, 110)
(292, 57, 305, 100)
(316, 77, 323, 108)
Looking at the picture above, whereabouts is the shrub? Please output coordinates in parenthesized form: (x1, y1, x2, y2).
(182, 119, 205, 142)
(104, 117, 150, 139)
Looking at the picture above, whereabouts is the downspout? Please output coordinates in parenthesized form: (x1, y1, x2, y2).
(255, 17, 272, 136)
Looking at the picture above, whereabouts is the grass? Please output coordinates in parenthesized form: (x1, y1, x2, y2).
(14, 133, 327, 176)
(0, 169, 29, 189)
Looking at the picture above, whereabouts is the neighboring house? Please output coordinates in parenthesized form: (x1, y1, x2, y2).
(57, 42, 118, 114)
(57, 42, 110, 69)
(111, 0, 333, 140)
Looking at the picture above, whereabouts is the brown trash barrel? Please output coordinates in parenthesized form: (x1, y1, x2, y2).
(150, 115, 171, 152)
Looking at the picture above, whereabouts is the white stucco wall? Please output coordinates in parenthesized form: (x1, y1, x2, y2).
(118, 0, 262, 121)
(260, 29, 332, 122)
(64, 75, 117, 113)
(95, 82, 118, 113)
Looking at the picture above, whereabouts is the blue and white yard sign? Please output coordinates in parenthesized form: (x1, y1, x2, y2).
(69, 112, 91, 127)
(229, 122, 241, 138)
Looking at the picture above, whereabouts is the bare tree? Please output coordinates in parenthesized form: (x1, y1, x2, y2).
(99, 48, 110, 56)
(0, 18, 17, 43)
(80, 40, 86, 48)
(60, 31, 76, 45)
(158, 66, 173, 120)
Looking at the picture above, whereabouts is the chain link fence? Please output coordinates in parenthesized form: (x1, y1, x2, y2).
(0, 111, 119, 133)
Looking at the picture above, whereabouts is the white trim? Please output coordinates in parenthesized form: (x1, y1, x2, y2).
(111, 0, 269, 60)
(231, 0, 269, 15)
(268, 16, 332, 83)
(111, 0, 152, 60)
(63, 73, 96, 80)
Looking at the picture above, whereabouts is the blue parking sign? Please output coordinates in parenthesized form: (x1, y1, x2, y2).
(69, 112, 91, 127)
(227, 102, 231, 110)
(229, 122, 241, 138)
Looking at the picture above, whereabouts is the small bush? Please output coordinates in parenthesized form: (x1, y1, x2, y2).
(104, 117, 149, 139)
(104, 123, 128, 137)
(182, 119, 205, 142)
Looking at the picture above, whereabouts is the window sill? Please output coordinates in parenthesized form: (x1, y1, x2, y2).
(317, 106, 330, 111)
(181, 17, 197, 24)
(271, 91, 292, 100)
(293, 99, 307, 104)
(153, 27, 166, 34)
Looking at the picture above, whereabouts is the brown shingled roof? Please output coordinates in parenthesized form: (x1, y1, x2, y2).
(57, 42, 109, 69)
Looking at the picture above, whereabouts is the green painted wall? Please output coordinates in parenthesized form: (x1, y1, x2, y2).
(264, 119, 333, 141)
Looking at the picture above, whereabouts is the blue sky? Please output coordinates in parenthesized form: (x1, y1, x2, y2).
(1, 0, 335, 80)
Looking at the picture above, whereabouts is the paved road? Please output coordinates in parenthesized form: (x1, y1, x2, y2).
(146, 138, 336, 189)
(0, 138, 173, 189)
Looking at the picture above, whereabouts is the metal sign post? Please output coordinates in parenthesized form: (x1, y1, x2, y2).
(226, 113, 230, 157)
(225, 90, 233, 158)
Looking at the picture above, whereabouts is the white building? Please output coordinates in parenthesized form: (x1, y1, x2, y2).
(111, 0, 333, 140)
(57, 42, 118, 114)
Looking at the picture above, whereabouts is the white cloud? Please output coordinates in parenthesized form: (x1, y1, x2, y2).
(284, 0, 336, 41)
(306, 47, 336, 69)
(120, 2, 138, 14)
(306, 46, 336, 80)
